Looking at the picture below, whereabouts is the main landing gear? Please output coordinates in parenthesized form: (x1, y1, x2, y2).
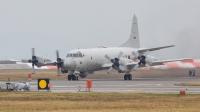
(124, 74, 132, 80)
(68, 74, 79, 81)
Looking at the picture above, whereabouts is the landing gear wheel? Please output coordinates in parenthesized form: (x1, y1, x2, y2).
(68, 75, 72, 81)
(76, 76, 79, 81)
(72, 75, 77, 81)
(128, 74, 132, 80)
(124, 74, 128, 80)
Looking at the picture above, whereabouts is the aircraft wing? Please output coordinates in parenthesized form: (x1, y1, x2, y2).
(125, 62, 138, 66)
(102, 63, 113, 68)
(44, 62, 56, 66)
(151, 58, 191, 66)
(137, 45, 175, 53)
(126, 58, 191, 67)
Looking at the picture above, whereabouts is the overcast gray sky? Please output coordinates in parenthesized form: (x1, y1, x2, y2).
(0, 0, 200, 60)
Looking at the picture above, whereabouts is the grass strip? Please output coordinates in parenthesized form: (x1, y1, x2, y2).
(0, 92, 200, 112)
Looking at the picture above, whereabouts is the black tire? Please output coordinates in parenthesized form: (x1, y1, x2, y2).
(128, 74, 132, 80)
(76, 76, 79, 81)
(72, 75, 77, 81)
(124, 74, 128, 80)
(68, 75, 72, 81)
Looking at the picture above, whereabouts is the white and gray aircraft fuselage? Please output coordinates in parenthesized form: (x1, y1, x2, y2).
(66, 47, 135, 71)
(62, 47, 158, 80)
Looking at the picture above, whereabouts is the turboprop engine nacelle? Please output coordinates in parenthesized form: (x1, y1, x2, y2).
(145, 55, 159, 65)
(118, 57, 134, 73)
(32, 56, 46, 67)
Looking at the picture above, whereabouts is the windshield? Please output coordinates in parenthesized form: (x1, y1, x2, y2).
(67, 51, 83, 58)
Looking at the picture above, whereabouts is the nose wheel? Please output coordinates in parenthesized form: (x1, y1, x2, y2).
(68, 74, 79, 81)
(124, 74, 132, 80)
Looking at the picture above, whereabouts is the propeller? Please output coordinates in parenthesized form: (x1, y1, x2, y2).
(54, 50, 64, 76)
(132, 51, 139, 60)
(105, 52, 124, 74)
(28, 48, 38, 74)
(133, 51, 151, 70)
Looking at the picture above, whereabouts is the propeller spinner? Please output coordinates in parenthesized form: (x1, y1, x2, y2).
(133, 51, 151, 70)
(28, 48, 38, 74)
(105, 52, 124, 74)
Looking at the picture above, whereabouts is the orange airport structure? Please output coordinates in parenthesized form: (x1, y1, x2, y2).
(180, 91, 185, 95)
(86, 80, 92, 92)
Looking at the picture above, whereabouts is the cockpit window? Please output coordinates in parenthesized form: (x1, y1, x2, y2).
(78, 54, 83, 57)
(73, 54, 78, 57)
(66, 52, 83, 58)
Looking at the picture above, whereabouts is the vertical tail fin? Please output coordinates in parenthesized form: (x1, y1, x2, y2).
(120, 14, 140, 48)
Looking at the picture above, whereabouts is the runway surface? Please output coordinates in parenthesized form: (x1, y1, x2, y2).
(1, 77, 200, 94)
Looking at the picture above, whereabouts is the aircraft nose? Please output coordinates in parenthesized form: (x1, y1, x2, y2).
(65, 59, 76, 70)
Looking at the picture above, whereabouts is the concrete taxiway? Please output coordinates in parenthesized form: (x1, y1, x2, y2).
(1, 77, 200, 94)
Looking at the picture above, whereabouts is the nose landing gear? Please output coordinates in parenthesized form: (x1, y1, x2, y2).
(68, 74, 79, 81)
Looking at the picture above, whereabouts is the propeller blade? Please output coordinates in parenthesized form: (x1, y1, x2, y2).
(57, 67, 61, 76)
(143, 51, 149, 57)
(56, 50, 59, 58)
(118, 52, 123, 59)
(56, 50, 62, 76)
(31, 64, 35, 74)
(107, 67, 113, 74)
(105, 54, 112, 61)
(133, 64, 139, 71)
(32, 48, 35, 56)
(118, 65, 124, 72)
(133, 51, 139, 58)
(145, 63, 151, 70)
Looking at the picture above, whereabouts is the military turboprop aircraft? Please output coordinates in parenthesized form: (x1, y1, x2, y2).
(23, 15, 189, 81)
